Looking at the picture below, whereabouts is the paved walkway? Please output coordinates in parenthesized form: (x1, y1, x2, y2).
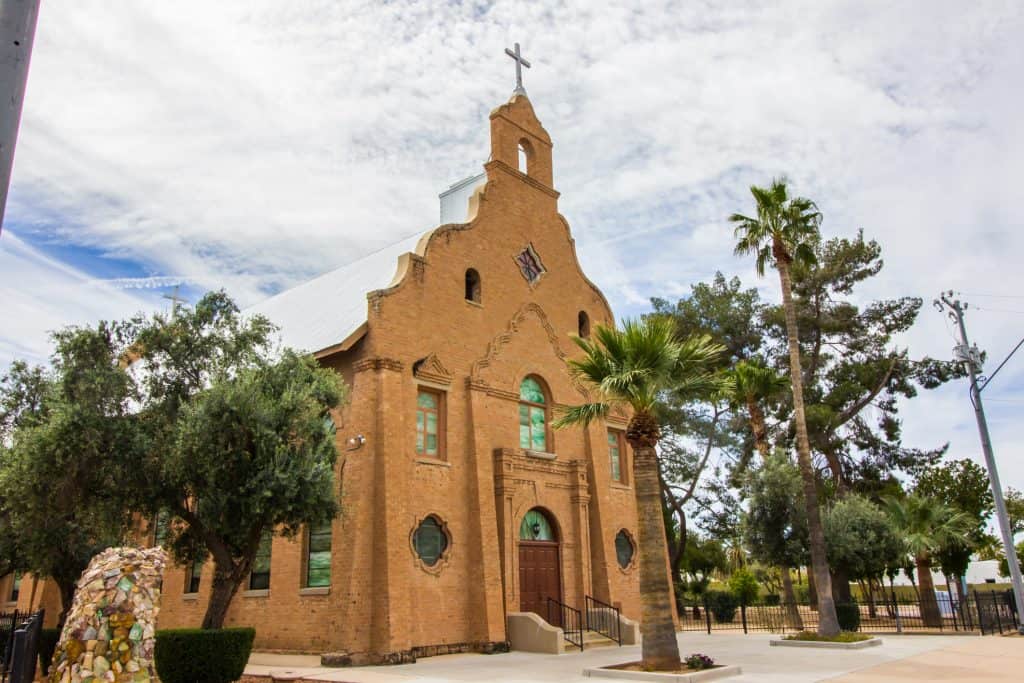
(245, 633, 1021, 683)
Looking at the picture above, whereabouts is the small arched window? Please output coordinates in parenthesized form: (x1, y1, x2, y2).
(518, 143, 529, 174)
(519, 376, 548, 451)
(520, 508, 556, 541)
(465, 268, 481, 303)
(578, 311, 590, 338)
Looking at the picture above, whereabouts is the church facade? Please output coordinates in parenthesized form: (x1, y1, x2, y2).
(4, 92, 643, 663)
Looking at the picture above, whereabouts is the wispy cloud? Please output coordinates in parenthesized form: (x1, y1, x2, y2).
(2, 0, 1023, 487)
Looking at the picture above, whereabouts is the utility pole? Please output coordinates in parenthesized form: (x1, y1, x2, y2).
(936, 291, 1024, 633)
(0, 0, 41, 233)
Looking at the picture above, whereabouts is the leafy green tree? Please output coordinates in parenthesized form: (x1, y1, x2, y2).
(0, 326, 140, 626)
(554, 318, 722, 670)
(741, 453, 808, 628)
(1004, 488, 1024, 536)
(885, 494, 973, 627)
(914, 459, 994, 605)
(731, 177, 841, 636)
(679, 535, 728, 596)
(651, 274, 762, 579)
(130, 293, 346, 629)
(823, 496, 902, 602)
(764, 231, 963, 492)
(728, 567, 760, 604)
(998, 541, 1024, 579)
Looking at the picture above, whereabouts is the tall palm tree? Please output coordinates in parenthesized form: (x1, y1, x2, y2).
(885, 494, 973, 627)
(730, 178, 842, 636)
(723, 361, 803, 628)
(555, 317, 723, 671)
(723, 360, 787, 460)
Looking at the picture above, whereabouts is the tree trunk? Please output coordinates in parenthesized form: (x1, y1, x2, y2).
(865, 579, 878, 619)
(777, 255, 840, 637)
(832, 567, 853, 603)
(915, 556, 942, 628)
(780, 563, 804, 630)
(202, 558, 245, 629)
(746, 399, 771, 458)
(631, 440, 682, 670)
(807, 569, 818, 610)
(57, 579, 76, 631)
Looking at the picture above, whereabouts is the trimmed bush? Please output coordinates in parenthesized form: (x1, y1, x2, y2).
(836, 602, 861, 632)
(763, 593, 781, 606)
(728, 568, 760, 605)
(705, 590, 738, 623)
(155, 627, 255, 683)
(38, 628, 61, 675)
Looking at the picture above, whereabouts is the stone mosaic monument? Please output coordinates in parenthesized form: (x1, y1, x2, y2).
(49, 546, 167, 683)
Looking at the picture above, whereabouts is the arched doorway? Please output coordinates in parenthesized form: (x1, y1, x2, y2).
(518, 508, 561, 622)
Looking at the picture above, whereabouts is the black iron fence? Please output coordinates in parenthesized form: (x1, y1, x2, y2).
(0, 610, 43, 683)
(547, 597, 584, 651)
(677, 591, 1018, 635)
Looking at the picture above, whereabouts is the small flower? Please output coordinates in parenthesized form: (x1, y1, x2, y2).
(685, 653, 715, 670)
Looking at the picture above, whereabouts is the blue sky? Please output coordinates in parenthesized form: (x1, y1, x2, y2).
(2, 0, 1023, 492)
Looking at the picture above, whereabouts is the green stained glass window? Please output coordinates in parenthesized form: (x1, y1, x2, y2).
(519, 377, 546, 404)
(608, 430, 622, 482)
(413, 517, 449, 566)
(306, 522, 332, 588)
(518, 377, 548, 451)
(615, 530, 634, 569)
(519, 509, 555, 541)
(416, 389, 443, 457)
(249, 530, 272, 590)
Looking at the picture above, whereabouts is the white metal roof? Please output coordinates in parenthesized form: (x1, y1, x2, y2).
(249, 230, 428, 355)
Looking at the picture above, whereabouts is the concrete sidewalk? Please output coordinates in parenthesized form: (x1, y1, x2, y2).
(244, 633, 1019, 683)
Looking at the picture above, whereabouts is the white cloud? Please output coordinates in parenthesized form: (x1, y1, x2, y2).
(2, 0, 1023, 488)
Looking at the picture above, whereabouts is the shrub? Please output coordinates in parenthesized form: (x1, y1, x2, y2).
(684, 653, 715, 670)
(728, 568, 760, 605)
(38, 628, 61, 675)
(763, 593, 781, 606)
(155, 628, 255, 683)
(705, 590, 738, 623)
(836, 601, 861, 632)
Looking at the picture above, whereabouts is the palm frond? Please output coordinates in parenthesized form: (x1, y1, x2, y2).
(553, 402, 611, 429)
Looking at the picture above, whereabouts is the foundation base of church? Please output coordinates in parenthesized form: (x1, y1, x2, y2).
(320, 641, 510, 667)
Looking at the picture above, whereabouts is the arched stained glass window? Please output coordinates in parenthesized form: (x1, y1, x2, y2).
(519, 508, 556, 541)
(615, 530, 635, 569)
(519, 377, 548, 451)
(413, 516, 449, 566)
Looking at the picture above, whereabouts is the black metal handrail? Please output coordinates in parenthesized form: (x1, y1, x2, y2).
(585, 595, 622, 645)
(546, 597, 583, 651)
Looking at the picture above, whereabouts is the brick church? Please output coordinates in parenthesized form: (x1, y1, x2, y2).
(4, 82, 643, 663)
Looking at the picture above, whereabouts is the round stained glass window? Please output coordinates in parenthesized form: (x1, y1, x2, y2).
(413, 516, 449, 566)
(615, 530, 635, 569)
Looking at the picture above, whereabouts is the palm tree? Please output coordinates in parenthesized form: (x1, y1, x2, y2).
(723, 360, 787, 460)
(555, 317, 723, 671)
(885, 494, 973, 627)
(723, 361, 803, 628)
(730, 178, 842, 636)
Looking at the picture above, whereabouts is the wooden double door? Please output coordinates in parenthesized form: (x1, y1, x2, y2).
(518, 541, 562, 624)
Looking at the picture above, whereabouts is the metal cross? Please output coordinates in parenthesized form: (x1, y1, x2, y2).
(505, 42, 531, 94)
(162, 285, 188, 319)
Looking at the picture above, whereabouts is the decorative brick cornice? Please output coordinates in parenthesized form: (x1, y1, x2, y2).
(353, 357, 404, 373)
(485, 160, 560, 199)
(413, 353, 453, 386)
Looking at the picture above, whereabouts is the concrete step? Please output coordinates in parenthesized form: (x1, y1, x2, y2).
(582, 630, 619, 649)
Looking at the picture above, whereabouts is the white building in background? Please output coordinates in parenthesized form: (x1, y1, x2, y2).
(887, 560, 1004, 587)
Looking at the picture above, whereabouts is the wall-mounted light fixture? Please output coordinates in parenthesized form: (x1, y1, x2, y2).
(345, 434, 366, 451)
